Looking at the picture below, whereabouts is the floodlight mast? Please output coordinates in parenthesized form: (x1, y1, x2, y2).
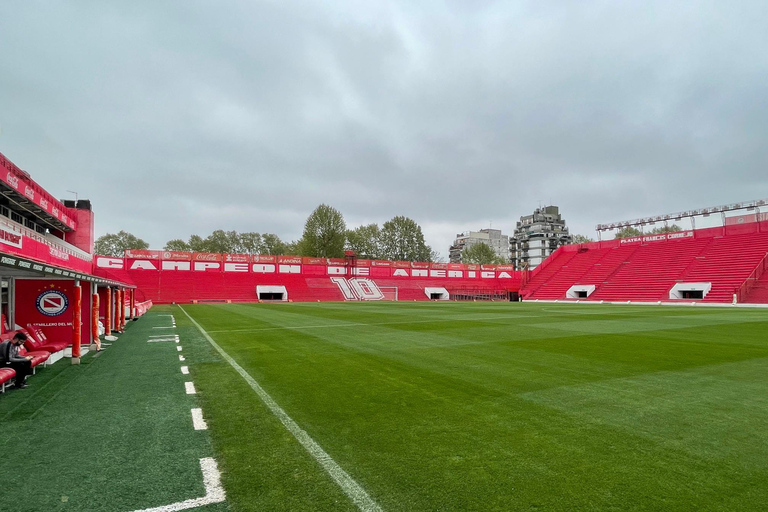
(595, 198, 767, 235)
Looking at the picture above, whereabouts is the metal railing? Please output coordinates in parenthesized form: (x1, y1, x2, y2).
(735, 252, 768, 303)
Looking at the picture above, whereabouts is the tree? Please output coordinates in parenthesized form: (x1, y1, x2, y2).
(379, 216, 433, 262)
(299, 204, 346, 257)
(614, 226, 643, 239)
(346, 223, 382, 259)
(649, 224, 682, 234)
(188, 234, 207, 252)
(164, 239, 190, 251)
(261, 233, 288, 255)
(94, 230, 149, 257)
(283, 239, 301, 256)
(461, 242, 507, 264)
(570, 234, 594, 244)
(239, 232, 264, 255)
(204, 229, 238, 253)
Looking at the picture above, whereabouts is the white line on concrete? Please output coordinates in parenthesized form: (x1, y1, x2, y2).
(130, 457, 224, 512)
(185, 381, 196, 394)
(179, 355, 185, 362)
(191, 408, 208, 430)
(181, 366, 189, 375)
(179, 305, 382, 512)
(177, 346, 183, 352)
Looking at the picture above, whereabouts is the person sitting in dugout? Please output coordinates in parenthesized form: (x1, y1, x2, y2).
(1, 332, 33, 389)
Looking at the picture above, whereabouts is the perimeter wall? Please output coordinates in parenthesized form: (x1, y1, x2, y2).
(94, 252, 523, 303)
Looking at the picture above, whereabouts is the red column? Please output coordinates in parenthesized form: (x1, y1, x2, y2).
(106, 287, 112, 337)
(72, 283, 82, 361)
(92, 293, 100, 348)
(119, 289, 126, 330)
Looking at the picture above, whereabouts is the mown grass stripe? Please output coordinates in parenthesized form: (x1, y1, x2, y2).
(179, 305, 383, 512)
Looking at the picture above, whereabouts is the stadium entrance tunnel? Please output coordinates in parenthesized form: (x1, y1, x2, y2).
(566, 285, 596, 300)
(669, 282, 711, 301)
(424, 287, 449, 300)
(256, 285, 288, 302)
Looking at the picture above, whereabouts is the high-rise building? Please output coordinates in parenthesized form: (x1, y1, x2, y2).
(449, 229, 510, 263)
(511, 206, 572, 270)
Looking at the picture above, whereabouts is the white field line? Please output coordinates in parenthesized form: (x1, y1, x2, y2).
(130, 457, 223, 512)
(179, 355, 185, 362)
(150, 334, 180, 338)
(153, 326, 176, 329)
(206, 315, 535, 334)
(177, 346, 183, 352)
(181, 366, 189, 375)
(179, 306, 382, 512)
(185, 382, 196, 395)
(191, 408, 208, 430)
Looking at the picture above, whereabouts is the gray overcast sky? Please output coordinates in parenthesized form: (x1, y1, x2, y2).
(2, 1, 767, 257)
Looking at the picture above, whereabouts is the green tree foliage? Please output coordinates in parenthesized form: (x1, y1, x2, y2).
(570, 234, 595, 244)
(239, 232, 264, 254)
(649, 224, 682, 234)
(613, 226, 644, 239)
(163, 231, 286, 254)
(188, 235, 207, 252)
(379, 216, 433, 262)
(346, 223, 382, 259)
(299, 204, 346, 257)
(164, 239, 190, 251)
(94, 230, 149, 257)
(461, 243, 507, 264)
(261, 233, 288, 255)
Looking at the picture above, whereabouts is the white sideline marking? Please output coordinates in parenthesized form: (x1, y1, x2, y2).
(130, 457, 224, 512)
(191, 408, 208, 430)
(179, 305, 382, 512)
(181, 366, 189, 375)
(153, 326, 176, 329)
(185, 381, 196, 394)
(177, 346, 183, 352)
(179, 355, 185, 362)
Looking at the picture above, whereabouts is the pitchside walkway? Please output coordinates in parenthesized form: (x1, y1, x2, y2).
(0, 310, 226, 512)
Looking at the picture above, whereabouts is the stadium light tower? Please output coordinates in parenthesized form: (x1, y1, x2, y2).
(595, 198, 768, 236)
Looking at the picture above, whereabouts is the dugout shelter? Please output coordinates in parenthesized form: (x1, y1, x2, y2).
(0, 151, 137, 364)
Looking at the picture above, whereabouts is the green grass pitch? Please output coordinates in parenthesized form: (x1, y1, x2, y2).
(2, 301, 767, 511)
(181, 301, 768, 511)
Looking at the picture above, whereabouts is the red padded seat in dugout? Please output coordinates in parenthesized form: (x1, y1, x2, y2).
(17, 346, 50, 368)
(24, 326, 69, 353)
(0, 367, 16, 390)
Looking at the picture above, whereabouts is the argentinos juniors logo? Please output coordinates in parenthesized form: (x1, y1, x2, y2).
(36, 290, 69, 316)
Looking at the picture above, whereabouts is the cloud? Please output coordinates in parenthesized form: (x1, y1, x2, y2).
(2, 1, 767, 255)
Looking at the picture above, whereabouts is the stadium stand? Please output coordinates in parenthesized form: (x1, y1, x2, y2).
(522, 222, 768, 303)
(743, 272, 768, 303)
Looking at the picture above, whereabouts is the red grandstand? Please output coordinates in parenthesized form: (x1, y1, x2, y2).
(522, 208, 768, 304)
